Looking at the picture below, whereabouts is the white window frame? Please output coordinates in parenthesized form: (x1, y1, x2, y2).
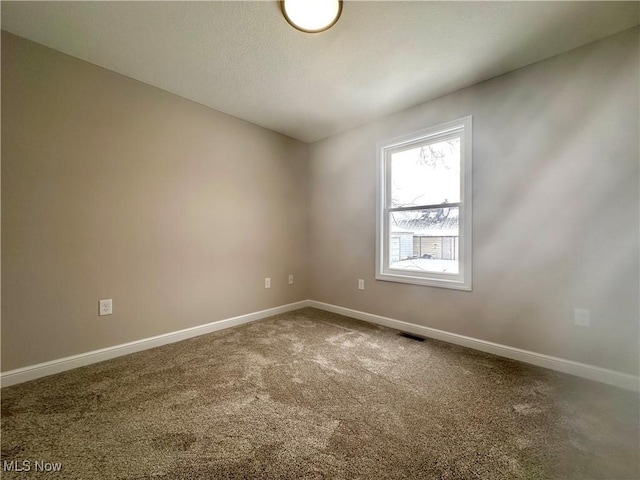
(375, 116, 472, 291)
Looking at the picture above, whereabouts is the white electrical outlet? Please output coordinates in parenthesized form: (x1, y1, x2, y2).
(265, 278, 271, 289)
(99, 299, 113, 316)
(574, 308, 590, 327)
(288, 274, 294, 285)
(358, 279, 365, 290)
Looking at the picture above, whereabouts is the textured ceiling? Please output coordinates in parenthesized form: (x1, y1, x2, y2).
(2, 1, 639, 143)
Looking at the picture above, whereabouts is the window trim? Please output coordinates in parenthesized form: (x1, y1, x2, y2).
(375, 116, 472, 291)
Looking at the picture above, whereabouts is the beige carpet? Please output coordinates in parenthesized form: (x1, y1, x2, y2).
(1, 307, 638, 479)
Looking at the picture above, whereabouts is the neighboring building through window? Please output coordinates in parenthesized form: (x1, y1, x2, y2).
(376, 117, 472, 290)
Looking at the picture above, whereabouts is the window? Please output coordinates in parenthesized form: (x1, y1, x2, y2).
(376, 117, 472, 290)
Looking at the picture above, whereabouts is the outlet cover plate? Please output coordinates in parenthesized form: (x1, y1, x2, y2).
(574, 308, 590, 327)
(99, 299, 113, 316)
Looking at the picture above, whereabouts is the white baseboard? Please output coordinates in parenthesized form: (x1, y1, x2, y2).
(0, 300, 309, 388)
(3, 299, 638, 392)
(308, 300, 640, 392)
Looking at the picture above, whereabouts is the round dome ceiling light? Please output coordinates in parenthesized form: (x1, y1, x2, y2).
(281, 0, 342, 33)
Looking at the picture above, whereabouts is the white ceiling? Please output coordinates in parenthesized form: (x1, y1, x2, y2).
(2, 1, 638, 143)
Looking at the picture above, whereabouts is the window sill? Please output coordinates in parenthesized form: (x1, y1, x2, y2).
(375, 271, 472, 291)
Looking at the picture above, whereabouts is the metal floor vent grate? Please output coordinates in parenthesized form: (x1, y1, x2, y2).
(397, 332, 425, 342)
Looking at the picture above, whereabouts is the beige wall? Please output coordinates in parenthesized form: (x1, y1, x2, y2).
(1, 32, 309, 371)
(3, 27, 639, 377)
(308, 27, 640, 375)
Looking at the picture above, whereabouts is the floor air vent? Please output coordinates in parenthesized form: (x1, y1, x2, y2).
(397, 332, 425, 342)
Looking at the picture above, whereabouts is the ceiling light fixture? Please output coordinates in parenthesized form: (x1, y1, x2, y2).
(281, 0, 342, 33)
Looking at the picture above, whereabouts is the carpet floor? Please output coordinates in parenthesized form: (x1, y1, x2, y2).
(1, 307, 638, 479)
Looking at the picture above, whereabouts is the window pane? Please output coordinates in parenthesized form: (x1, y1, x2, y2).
(389, 207, 459, 274)
(390, 137, 460, 207)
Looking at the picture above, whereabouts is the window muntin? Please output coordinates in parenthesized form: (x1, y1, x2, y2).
(376, 117, 472, 290)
